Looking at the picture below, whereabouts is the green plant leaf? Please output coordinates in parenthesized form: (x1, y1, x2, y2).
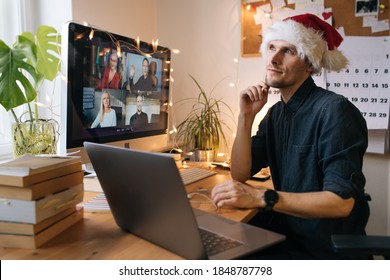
(0, 37, 40, 111)
(175, 74, 236, 153)
(26, 25, 61, 81)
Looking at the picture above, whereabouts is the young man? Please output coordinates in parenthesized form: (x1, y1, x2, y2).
(130, 94, 149, 131)
(211, 14, 368, 259)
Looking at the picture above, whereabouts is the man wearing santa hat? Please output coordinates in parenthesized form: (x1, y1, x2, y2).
(211, 14, 368, 259)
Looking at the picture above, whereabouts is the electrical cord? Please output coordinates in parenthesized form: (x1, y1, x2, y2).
(187, 192, 218, 209)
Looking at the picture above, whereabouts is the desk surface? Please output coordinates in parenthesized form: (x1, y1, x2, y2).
(0, 165, 273, 260)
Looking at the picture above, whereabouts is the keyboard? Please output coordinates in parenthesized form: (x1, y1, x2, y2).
(199, 228, 242, 256)
(180, 167, 216, 185)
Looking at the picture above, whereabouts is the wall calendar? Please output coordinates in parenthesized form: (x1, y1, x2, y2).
(326, 36, 390, 129)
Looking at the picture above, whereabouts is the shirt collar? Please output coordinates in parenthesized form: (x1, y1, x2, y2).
(282, 76, 316, 114)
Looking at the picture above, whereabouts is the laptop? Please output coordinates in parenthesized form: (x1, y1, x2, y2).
(84, 142, 285, 260)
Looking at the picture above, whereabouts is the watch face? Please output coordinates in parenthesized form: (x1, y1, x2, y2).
(265, 190, 279, 204)
(264, 190, 279, 211)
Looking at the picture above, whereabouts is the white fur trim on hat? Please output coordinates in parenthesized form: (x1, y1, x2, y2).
(260, 19, 348, 73)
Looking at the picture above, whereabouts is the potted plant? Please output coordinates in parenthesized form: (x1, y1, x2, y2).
(175, 74, 235, 162)
(0, 25, 61, 158)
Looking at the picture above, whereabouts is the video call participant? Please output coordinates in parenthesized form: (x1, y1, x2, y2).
(211, 14, 368, 259)
(130, 94, 149, 131)
(101, 52, 120, 89)
(127, 57, 156, 92)
(91, 91, 117, 128)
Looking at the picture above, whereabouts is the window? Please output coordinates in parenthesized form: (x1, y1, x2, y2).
(0, 0, 24, 161)
(0, 0, 71, 161)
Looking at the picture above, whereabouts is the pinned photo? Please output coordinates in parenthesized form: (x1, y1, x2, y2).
(355, 0, 379, 17)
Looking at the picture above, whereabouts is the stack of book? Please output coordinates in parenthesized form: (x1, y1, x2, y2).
(0, 154, 84, 249)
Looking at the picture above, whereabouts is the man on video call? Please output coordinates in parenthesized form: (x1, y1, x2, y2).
(130, 94, 149, 131)
(211, 13, 368, 259)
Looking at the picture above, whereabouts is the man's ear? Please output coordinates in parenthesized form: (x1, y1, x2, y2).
(307, 63, 314, 73)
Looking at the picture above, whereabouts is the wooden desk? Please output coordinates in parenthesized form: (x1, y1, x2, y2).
(0, 166, 273, 260)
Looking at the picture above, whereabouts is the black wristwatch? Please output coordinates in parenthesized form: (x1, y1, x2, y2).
(263, 189, 279, 211)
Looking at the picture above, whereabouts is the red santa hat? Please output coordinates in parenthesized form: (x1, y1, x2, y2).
(260, 13, 348, 73)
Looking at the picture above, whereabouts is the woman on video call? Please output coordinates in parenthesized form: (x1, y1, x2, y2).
(91, 91, 117, 128)
(101, 52, 120, 89)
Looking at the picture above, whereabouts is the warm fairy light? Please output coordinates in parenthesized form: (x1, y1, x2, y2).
(75, 33, 84, 40)
(229, 83, 235, 87)
(89, 29, 94, 40)
(172, 48, 181, 54)
(152, 39, 159, 52)
(169, 126, 177, 134)
(234, 58, 238, 63)
(246, 4, 251, 10)
(116, 42, 122, 57)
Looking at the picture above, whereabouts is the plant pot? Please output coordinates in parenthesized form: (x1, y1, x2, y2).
(12, 120, 58, 158)
(194, 149, 215, 162)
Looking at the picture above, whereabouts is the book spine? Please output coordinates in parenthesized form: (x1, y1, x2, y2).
(0, 184, 84, 223)
(0, 207, 77, 235)
(0, 171, 84, 200)
(0, 162, 82, 187)
(0, 207, 84, 249)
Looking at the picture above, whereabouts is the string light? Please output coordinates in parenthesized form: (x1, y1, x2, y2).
(152, 39, 159, 52)
(116, 41, 121, 58)
(81, 21, 170, 58)
(72, 20, 184, 154)
(88, 29, 94, 40)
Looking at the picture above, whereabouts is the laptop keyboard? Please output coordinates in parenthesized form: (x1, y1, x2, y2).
(180, 167, 216, 185)
(199, 228, 242, 256)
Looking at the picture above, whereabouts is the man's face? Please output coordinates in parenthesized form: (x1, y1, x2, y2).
(264, 40, 311, 89)
(136, 96, 143, 112)
(142, 59, 149, 77)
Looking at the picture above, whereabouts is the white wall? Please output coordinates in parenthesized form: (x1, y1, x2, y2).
(363, 154, 390, 235)
(156, 0, 242, 153)
(70, 0, 389, 236)
(72, 0, 158, 43)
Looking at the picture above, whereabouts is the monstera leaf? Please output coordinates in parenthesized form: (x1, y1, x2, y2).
(23, 26, 61, 81)
(0, 26, 61, 111)
(0, 36, 40, 111)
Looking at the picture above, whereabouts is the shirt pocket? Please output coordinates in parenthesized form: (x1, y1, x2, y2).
(284, 144, 320, 192)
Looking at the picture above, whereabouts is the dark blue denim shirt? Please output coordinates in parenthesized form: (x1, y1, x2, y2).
(251, 76, 368, 258)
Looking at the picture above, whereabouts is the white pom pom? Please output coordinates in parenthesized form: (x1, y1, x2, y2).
(322, 49, 349, 71)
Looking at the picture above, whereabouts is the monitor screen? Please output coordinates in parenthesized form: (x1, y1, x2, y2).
(60, 22, 171, 154)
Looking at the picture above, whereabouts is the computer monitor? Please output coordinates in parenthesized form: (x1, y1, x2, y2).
(60, 22, 172, 161)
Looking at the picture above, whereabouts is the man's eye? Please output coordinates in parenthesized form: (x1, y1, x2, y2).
(285, 49, 295, 55)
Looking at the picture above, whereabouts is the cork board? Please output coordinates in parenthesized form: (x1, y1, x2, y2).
(241, 0, 390, 57)
(325, 0, 390, 36)
(241, 1, 263, 57)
